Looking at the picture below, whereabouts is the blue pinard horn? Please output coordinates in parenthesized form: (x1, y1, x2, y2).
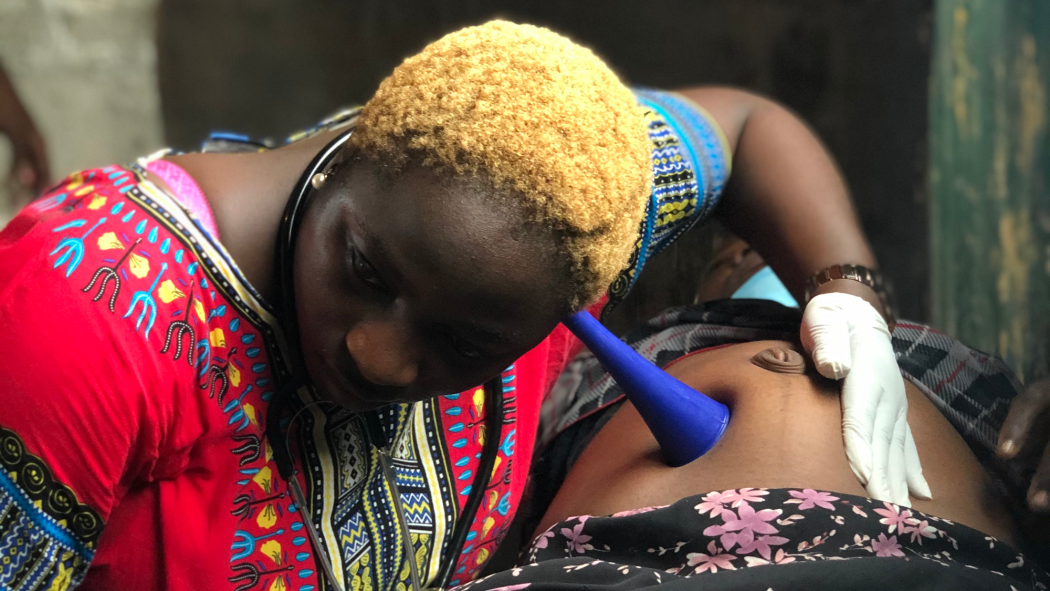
(563, 310, 730, 467)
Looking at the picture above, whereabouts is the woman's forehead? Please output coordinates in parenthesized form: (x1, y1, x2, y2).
(343, 165, 570, 332)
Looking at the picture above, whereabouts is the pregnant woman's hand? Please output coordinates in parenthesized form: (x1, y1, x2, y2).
(998, 377, 1050, 512)
(801, 292, 933, 506)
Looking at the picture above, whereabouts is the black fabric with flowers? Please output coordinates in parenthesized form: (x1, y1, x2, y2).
(459, 488, 1049, 590)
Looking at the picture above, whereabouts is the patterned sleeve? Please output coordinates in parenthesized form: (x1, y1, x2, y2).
(604, 88, 733, 314)
(0, 179, 175, 590)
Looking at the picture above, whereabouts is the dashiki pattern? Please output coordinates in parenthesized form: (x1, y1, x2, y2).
(0, 89, 729, 591)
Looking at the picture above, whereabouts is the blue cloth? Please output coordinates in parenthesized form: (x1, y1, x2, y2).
(730, 266, 798, 308)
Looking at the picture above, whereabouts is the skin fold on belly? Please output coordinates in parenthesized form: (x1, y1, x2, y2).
(538, 340, 1018, 545)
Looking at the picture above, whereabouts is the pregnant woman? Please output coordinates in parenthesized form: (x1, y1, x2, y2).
(464, 253, 1050, 591)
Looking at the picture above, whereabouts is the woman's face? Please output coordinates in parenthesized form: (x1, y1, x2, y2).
(293, 160, 572, 411)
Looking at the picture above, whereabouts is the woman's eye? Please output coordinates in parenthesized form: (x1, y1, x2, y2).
(448, 334, 484, 360)
(349, 246, 385, 290)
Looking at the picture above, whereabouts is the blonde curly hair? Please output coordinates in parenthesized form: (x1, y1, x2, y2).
(350, 20, 652, 308)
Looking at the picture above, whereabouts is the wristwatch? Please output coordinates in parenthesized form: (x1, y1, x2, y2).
(804, 264, 896, 332)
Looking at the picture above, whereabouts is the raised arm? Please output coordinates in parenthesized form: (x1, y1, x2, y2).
(676, 86, 888, 321)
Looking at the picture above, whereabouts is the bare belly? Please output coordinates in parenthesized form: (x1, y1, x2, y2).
(538, 340, 1018, 545)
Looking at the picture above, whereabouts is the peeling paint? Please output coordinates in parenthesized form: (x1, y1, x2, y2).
(1015, 35, 1046, 174)
(993, 57, 1010, 200)
(933, 0, 1050, 381)
(953, 177, 981, 203)
(997, 210, 1033, 305)
(952, 6, 978, 139)
(996, 210, 1035, 379)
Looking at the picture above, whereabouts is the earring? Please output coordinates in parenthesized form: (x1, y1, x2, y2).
(311, 172, 328, 190)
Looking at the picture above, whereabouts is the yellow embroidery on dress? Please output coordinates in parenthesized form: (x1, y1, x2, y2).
(209, 328, 226, 347)
(158, 280, 185, 304)
(244, 403, 259, 429)
(228, 362, 242, 387)
(97, 232, 124, 251)
(128, 253, 149, 278)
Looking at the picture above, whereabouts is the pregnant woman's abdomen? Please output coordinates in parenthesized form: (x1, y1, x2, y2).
(538, 341, 1018, 545)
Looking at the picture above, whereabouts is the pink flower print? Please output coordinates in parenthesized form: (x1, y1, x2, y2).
(560, 521, 594, 555)
(686, 541, 737, 574)
(873, 502, 913, 534)
(723, 501, 781, 537)
(870, 533, 905, 557)
(533, 529, 555, 550)
(612, 505, 668, 518)
(695, 490, 735, 518)
(787, 489, 839, 511)
(743, 548, 796, 567)
(905, 519, 938, 544)
(723, 488, 769, 507)
(736, 535, 790, 560)
(702, 522, 741, 552)
(703, 502, 781, 551)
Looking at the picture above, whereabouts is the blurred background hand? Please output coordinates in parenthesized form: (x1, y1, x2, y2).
(0, 60, 50, 208)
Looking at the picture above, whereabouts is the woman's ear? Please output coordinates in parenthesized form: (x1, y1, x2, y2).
(326, 147, 352, 177)
(314, 147, 356, 191)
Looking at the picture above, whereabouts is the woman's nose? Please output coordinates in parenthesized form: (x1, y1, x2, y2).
(345, 320, 419, 387)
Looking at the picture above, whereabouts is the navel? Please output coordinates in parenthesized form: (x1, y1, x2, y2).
(750, 347, 807, 374)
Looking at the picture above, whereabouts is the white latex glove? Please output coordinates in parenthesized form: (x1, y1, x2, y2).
(801, 292, 932, 507)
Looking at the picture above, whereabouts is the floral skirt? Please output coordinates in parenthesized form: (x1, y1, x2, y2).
(458, 488, 1050, 590)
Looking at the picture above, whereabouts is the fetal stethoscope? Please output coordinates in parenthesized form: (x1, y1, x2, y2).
(265, 129, 730, 591)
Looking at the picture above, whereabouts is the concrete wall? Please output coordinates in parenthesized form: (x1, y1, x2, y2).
(156, 0, 934, 328)
(0, 0, 163, 225)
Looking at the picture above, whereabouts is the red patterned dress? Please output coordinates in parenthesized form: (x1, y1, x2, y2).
(0, 89, 729, 591)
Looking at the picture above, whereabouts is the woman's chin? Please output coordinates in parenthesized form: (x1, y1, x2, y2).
(314, 372, 415, 412)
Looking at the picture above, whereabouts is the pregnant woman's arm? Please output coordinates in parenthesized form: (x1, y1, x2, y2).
(538, 340, 1017, 545)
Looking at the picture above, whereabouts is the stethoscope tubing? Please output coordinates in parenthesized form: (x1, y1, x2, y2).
(268, 129, 503, 591)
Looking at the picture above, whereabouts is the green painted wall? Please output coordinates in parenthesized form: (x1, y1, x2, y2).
(931, 0, 1050, 382)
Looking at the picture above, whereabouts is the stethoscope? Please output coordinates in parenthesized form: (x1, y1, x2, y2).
(265, 128, 504, 591)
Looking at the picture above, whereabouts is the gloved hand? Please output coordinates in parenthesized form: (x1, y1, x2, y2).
(801, 292, 932, 506)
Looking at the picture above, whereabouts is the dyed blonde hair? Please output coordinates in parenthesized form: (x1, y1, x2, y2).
(351, 20, 652, 307)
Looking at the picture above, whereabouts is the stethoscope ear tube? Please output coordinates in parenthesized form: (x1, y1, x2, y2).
(271, 129, 506, 590)
(275, 129, 355, 375)
(269, 129, 355, 591)
(265, 380, 347, 591)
